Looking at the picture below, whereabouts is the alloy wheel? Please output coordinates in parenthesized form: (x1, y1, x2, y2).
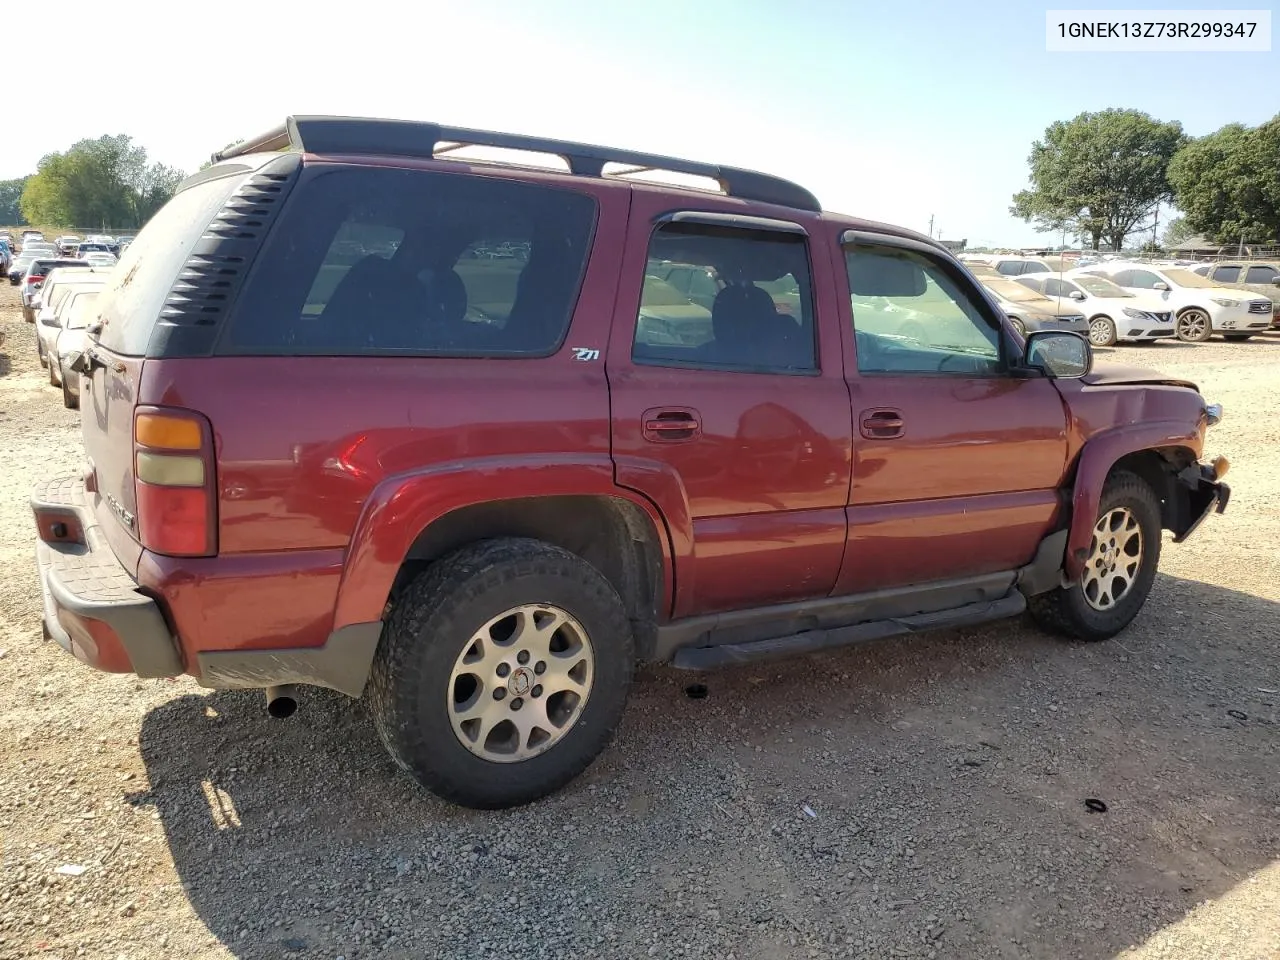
(447, 604, 594, 763)
(1082, 507, 1143, 611)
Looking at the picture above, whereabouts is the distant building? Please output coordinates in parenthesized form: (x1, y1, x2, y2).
(938, 238, 966, 253)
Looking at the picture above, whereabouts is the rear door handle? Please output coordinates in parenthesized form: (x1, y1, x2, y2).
(642, 407, 701, 442)
(860, 408, 905, 439)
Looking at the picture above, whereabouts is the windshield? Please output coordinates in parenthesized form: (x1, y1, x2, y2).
(982, 279, 1046, 303)
(1074, 275, 1132, 298)
(1163, 268, 1216, 288)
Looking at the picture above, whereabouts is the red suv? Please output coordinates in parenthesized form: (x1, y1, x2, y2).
(32, 116, 1230, 809)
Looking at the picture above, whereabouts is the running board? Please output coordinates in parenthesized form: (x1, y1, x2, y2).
(671, 589, 1027, 671)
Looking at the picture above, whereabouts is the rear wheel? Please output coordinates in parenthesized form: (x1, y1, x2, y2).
(1028, 470, 1162, 641)
(1088, 315, 1117, 346)
(1175, 308, 1212, 342)
(1008, 316, 1026, 337)
(367, 538, 634, 809)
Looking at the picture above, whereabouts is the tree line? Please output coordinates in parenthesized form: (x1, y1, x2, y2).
(1012, 108, 1280, 251)
(1, 135, 184, 230)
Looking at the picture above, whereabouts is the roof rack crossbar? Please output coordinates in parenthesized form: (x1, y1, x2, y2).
(211, 115, 820, 212)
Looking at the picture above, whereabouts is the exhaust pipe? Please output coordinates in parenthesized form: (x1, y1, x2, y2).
(265, 684, 299, 719)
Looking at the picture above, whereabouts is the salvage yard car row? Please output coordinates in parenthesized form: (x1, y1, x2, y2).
(1, 231, 117, 407)
(961, 253, 1280, 347)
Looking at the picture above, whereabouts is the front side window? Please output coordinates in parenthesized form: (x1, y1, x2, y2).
(847, 245, 1001, 376)
(996, 260, 1022, 276)
(1246, 265, 1278, 284)
(223, 168, 596, 357)
(632, 222, 815, 373)
(1212, 265, 1241, 283)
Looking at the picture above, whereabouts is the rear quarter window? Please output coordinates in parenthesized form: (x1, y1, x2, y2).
(220, 167, 597, 357)
(91, 171, 247, 356)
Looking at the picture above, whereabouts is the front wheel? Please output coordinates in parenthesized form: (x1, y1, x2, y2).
(1027, 470, 1162, 641)
(1175, 308, 1212, 342)
(367, 538, 634, 809)
(1088, 315, 1117, 346)
(1008, 316, 1026, 337)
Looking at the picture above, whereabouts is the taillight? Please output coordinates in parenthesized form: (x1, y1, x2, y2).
(133, 409, 217, 557)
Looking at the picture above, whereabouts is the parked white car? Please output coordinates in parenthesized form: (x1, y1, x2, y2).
(1079, 262, 1274, 341)
(52, 291, 102, 409)
(35, 274, 107, 371)
(1017, 272, 1176, 346)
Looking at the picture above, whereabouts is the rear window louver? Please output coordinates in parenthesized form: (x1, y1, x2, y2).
(150, 155, 301, 357)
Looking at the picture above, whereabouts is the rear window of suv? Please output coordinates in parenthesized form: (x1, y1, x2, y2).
(92, 170, 247, 355)
(220, 167, 597, 357)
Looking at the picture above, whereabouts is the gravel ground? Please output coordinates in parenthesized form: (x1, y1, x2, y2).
(1, 283, 1278, 960)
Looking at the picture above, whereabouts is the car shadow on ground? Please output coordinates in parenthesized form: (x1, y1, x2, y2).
(133, 573, 1280, 960)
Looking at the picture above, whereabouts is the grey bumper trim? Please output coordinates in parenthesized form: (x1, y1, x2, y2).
(195, 622, 385, 698)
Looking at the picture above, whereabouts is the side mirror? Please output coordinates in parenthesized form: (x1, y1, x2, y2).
(1069, 290, 1086, 301)
(1025, 330, 1092, 379)
(1153, 281, 1170, 291)
(1272, 277, 1280, 288)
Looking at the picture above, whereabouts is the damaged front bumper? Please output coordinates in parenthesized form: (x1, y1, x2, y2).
(1171, 457, 1231, 543)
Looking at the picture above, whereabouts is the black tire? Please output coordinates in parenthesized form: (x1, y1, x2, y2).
(1008, 316, 1026, 337)
(37, 339, 48, 368)
(1223, 334, 1252, 342)
(1027, 470, 1162, 642)
(367, 538, 634, 809)
(61, 371, 79, 409)
(48, 358, 59, 387)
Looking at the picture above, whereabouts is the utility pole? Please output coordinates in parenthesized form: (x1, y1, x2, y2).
(928, 214, 934, 238)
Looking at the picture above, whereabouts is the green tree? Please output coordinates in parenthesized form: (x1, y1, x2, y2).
(1168, 115, 1280, 244)
(1161, 216, 1195, 247)
(1011, 109, 1187, 251)
(18, 135, 185, 229)
(0, 178, 28, 224)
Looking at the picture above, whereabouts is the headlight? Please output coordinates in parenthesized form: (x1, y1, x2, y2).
(1210, 298, 1239, 307)
(1205, 402, 1224, 426)
(1122, 307, 1147, 319)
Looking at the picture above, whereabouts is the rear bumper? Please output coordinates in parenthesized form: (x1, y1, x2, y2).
(31, 475, 381, 695)
(31, 476, 183, 678)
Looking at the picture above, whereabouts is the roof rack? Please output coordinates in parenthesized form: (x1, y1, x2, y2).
(212, 115, 821, 212)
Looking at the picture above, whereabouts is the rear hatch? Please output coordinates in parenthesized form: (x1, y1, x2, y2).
(79, 159, 294, 573)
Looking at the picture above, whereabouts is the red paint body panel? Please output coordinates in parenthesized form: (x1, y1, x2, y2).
(843, 491, 1062, 591)
(1054, 379, 1207, 578)
(826, 225, 1071, 594)
(137, 548, 344, 657)
(607, 188, 852, 617)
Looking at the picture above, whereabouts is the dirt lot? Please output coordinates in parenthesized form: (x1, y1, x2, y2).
(1, 282, 1278, 960)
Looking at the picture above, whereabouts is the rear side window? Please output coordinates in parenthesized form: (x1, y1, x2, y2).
(221, 167, 597, 357)
(1212, 265, 1241, 282)
(631, 222, 816, 373)
(1246, 265, 1278, 283)
(92, 172, 247, 355)
(996, 261, 1022, 276)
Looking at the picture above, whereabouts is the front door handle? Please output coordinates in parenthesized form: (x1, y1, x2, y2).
(860, 408, 905, 439)
(642, 407, 701, 443)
